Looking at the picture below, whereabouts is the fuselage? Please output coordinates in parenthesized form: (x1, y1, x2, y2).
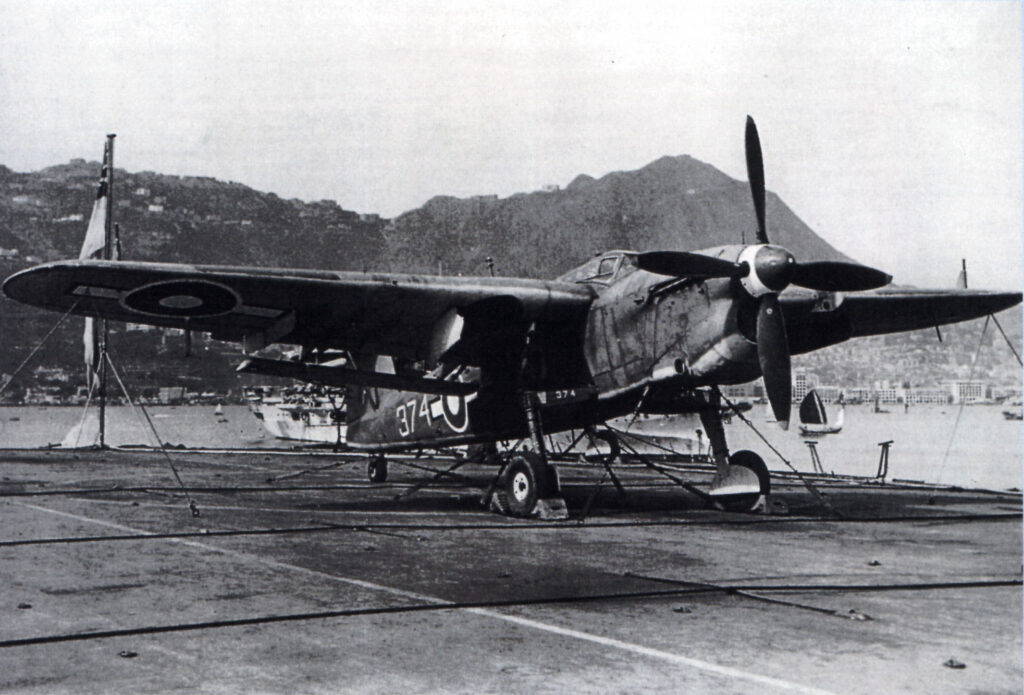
(347, 245, 768, 451)
(567, 246, 763, 397)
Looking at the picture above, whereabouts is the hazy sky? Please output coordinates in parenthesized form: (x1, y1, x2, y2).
(0, 0, 1020, 288)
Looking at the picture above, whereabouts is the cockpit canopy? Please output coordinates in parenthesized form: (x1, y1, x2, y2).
(559, 251, 638, 285)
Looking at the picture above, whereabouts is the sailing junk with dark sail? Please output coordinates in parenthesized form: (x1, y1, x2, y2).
(798, 389, 843, 435)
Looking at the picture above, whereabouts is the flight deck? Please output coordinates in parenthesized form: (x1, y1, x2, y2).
(0, 448, 1020, 694)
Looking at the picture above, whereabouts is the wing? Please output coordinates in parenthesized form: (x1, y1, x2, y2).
(781, 286, 1022, 354)
(2, 260, 595, 362)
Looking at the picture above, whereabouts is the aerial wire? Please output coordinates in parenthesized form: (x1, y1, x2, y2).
(936, 315, 990, 486)
(0, 300, 80, 398)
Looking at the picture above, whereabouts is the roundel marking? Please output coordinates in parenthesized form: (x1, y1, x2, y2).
(441, 394, 469, 433)
(121, 279, 240, 318)
(159, 295, 204, 310)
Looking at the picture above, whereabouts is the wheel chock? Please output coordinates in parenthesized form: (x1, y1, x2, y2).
(533, 496, 569, 520)
(751, 494, 789, 515)
(490, 492, 568, 519)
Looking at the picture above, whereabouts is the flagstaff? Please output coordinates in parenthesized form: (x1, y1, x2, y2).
(97, 134, 115, 448)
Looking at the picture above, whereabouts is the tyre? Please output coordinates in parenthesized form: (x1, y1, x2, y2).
(502, 452, 553, 517)
(717, 449, 770, 512)
(367, 456, 388, 483)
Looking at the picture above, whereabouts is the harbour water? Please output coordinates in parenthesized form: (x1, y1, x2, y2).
(0, 405, 269, 451)
(0, 402, 1020, 491)
(725, 403, 1022, 492)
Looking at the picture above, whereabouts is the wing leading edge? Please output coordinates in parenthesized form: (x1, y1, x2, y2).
(2, 260, 595, 362)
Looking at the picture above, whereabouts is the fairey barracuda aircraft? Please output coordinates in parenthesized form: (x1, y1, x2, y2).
(4, 118, 1020, 518)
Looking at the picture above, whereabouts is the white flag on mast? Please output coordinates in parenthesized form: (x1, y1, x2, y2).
(81, 140, 114, 390)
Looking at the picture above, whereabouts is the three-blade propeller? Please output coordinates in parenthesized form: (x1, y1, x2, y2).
(638, 116, 892, 429)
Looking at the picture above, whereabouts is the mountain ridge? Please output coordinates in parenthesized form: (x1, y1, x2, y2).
(384, 153, 852, 278)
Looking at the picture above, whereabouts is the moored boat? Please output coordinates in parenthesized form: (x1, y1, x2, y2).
(246, 386, 347, 445)
(1002, 400, 1023, 421)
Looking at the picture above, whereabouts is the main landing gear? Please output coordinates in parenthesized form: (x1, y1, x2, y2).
(489, 392, 568, 519)
(491, 451, 561, 517)
(698, 389, 771, 513)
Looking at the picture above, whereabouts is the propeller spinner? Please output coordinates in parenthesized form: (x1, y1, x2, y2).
(741, 116, 890, 429)
(638, 117, 893, 429)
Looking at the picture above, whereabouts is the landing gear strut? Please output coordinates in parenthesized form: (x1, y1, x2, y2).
(698, 389, 771, 512)
(489, 391, 568, 519)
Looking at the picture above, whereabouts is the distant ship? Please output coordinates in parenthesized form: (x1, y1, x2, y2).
(246, 386, 347, 445)
(798, 389, 844, 436)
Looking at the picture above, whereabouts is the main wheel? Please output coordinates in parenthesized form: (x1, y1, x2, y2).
(367, 456, 388, 483)
(502, 452, 554, 517)
(717, 450, 770, 512)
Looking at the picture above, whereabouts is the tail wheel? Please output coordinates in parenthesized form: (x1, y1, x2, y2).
(367, 456, 388, 483)
(501, 452, 554, 517)
(718, 450, 770, 512)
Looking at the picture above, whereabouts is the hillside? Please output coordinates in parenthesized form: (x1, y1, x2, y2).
(0, 159, 386, 270)
(383, 155, 851, 278)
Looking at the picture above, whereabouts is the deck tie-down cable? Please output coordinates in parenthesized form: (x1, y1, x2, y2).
(625, 571, 872, 620)
(104, 349, 199, 517)
(607, 431, 715, 505)
(1, 576, 1019, 648)
(1, 509, 1019, 549)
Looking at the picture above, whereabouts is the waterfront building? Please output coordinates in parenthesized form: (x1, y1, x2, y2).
(948, 380, 990, 403)
(874, 386, 901, 404)
(905, 387, 951, 405)
(722, 382, 763, 400)
(844, 387, 873, 404)
(793, 371, 818, 402)
(814, 385, 843, 403)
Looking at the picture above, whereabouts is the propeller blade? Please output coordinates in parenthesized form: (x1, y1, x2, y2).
(756, 294, 791, 429)
(745, 116, 769, 245)
(791, 261, 892, 292)
(636, 251, 746, 279)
